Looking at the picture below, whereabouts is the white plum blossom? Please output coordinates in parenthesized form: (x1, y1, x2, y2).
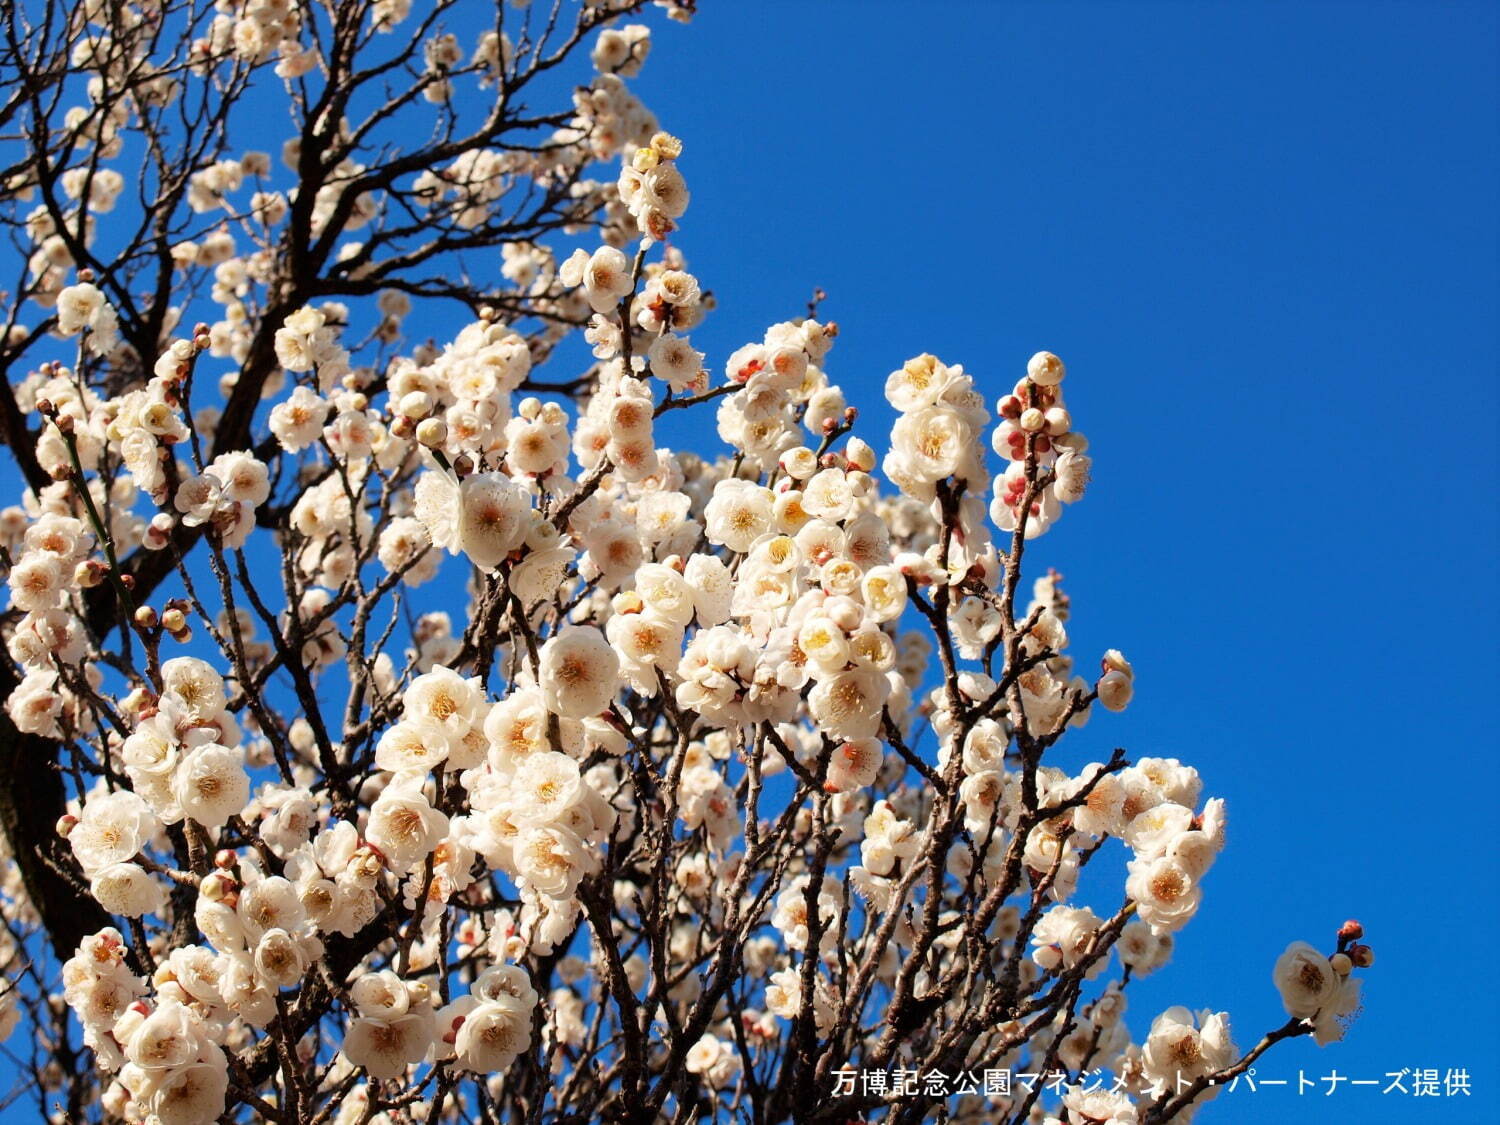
(539, 625, 620, 720)
(1273, 941, 1343, 1019)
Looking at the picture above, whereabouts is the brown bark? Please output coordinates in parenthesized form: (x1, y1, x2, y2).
(0, 657, 110, 963)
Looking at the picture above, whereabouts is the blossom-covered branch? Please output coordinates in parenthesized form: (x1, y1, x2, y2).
(0, 2, 1367, 1122)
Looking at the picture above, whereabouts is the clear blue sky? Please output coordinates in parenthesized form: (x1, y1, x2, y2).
(2, 2, 1494, 1121)
(635, 2, 1497, 1122)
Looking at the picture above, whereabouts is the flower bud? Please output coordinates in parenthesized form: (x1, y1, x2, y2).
(1338, 919, 1364, 942)
(1350, 944, 1375, 968)
(1044, 407, 1072, 436)
(133, 605, 158, 630)
(213, 849, 237, 869)
(56, 814, 77, 838)
(74, 560, 104, 588)
(200, 872, 234, 902)
(121, 686, 153, 717)
(845, 437, 876, 473)
(1096, 669, 1133, 712)
(1027, 351, 1066, 387)
(161, 607, 187, 633)
(1330, 952, 1352, 976)
(398, 391, 431, 420)
(612, 590, 644, 615)
(1019, 408, 1045, 433)
(415, 418, 447, 448)
(1101, 649, 1133, 678)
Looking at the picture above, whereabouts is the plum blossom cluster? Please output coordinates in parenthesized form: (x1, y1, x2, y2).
(990, 351, 1092, 539)
(1273, 922, 1371, 1046)
(0, 3, 1368, 1123)
(63, 929, 229, 1124)
(5, 507, 96, 738)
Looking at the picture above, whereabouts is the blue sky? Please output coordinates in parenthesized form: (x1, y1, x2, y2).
(1, 1, 1494, 1120)
(632, 2, 1497, 1121)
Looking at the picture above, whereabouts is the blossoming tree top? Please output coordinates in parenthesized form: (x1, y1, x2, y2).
(0, 1, 1367, 1122)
